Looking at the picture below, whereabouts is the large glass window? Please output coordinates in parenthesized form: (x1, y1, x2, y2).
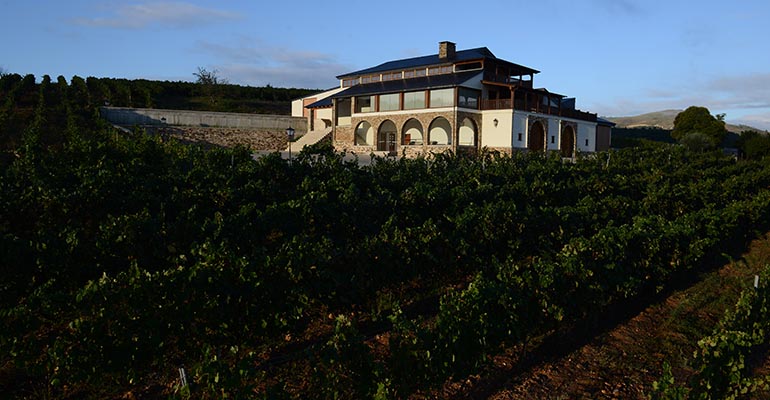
(458, 88, 479, 109)
(403, 91, 425, 110)
(355, 96, 374, 113)
(430, 89, 454, 108)
(336, 98, 351, 126)
(379, 93, 400, 111)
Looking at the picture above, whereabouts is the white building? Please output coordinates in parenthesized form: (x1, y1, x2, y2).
(295, 41, 612, 156)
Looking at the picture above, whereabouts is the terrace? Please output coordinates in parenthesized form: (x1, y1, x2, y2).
(479, 83, 597, 122)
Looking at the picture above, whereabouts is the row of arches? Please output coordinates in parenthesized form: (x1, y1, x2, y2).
(354, 117, 478, 152)
(528, 120, 577, 158)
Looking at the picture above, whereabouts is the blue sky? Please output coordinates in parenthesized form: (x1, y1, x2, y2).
(2, 0, 770, 129)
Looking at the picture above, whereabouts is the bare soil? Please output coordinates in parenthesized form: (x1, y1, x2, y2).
(429, 234, 770, 399)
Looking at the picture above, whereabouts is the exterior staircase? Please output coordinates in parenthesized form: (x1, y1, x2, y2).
(286, 126, 332, 152)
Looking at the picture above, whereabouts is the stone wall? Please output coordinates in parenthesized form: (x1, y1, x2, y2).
(101, 107, 306, 132)
(143, 126, 287, 151)
(334, 109, 482, 156)
(483, 146, 514, 155)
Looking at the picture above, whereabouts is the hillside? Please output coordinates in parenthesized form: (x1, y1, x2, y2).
(607, 109, 682, 130)
(606, 109, 765, 134)
(5, 73, 770, 399)
(0, 73, 317, 116)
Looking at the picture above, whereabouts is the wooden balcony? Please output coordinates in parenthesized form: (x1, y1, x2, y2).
(480, 99, 514, 110)
(483, 72, 534, 88)
(479, 99, 597, 122)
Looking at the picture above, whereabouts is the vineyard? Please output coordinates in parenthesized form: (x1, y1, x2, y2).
(3, 74, 770, 398)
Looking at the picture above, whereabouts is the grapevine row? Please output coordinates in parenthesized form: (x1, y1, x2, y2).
(3, 76, 770, 398)
(653, 264, 770, 399)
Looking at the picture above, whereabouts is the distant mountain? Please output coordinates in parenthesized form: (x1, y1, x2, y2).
(606, 110, 682, 130)
(605, 110, 765, 134)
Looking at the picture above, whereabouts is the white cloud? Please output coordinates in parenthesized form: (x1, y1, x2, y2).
(71, 1, 240, 29)
(196, 39, 349, 89)
(593, 72, 770, 121)
(732, 112, 770, 132)
(706, 73, 770, 109)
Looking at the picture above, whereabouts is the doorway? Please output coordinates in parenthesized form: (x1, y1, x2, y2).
(560, 124, 576, 158)
(378, 120, 398, 154)
(528, 120, 545, 152)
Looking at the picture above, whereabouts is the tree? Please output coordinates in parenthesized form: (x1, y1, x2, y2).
(0, 66, 8, 77)
(736, 130, 770, 159)
(671, 106, 727, 147)
(193, 67, 228, 85)
(193, 67, 229, 109)
(679, 131, 715, 152)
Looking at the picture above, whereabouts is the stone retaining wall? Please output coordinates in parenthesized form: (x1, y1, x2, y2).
(143, 126, 287, 151)
(101, 107, 306, 132)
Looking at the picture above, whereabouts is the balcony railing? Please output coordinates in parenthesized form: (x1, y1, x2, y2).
(479, 99, 513, 110)
(483, 72, 534, 88)
(479, 99, 596, 122)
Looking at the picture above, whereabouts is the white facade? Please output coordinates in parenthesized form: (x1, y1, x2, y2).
(307, 42, 609, 155)
(291, 87, 347, 118)
(480, 110, 598, 154)
(578, 123, 596, 152)
(481, 110, 514, 148)
(291, 99, 304, 117)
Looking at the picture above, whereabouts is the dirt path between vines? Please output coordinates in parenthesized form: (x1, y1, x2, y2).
(432, 235, 770, 400)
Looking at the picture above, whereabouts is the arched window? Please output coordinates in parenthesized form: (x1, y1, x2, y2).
(458, 118, 477, 146)
(402, 118, 424, 145)
(355, 121, 374, 146)
(428, 117, 452, 145)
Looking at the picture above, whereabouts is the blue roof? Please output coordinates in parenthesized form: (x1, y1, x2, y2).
(330, 70, 482, 99)
(337, 47, 538, 79)
(597, 117, 617, 127)
(306, 97, 334, 109)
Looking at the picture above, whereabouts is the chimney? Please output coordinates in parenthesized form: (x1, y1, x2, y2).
(439, 41, 456, 60)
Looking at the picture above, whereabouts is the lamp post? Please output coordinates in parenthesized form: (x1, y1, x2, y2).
(286, 126, 295, 164)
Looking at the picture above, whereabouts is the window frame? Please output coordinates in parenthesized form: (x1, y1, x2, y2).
(379, 93, 400, 112)
(429, 88, 455, 108)
(403, 90, 426, 110)
(382, 71, 402, 81)
(355, 95, 375, 113)
(458, 88, 480, 109)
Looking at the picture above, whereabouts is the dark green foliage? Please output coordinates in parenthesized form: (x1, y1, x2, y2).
(736, 130, 770, 160)
(672, 106, 727, 147)
(679, 131, 717, 152)
(653, 265, 770, 399)
(611, 127, 676, 148)
(310, 315, 379, 399)
(4, 76, 770, 397)
(94, 77, 316, 114)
